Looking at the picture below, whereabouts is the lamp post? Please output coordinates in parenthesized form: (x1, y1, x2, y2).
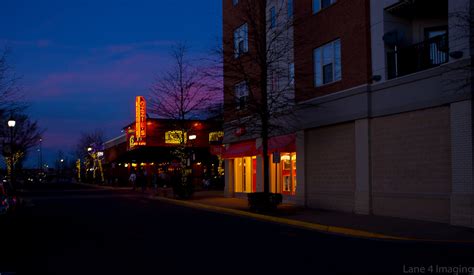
(7, 117, 16, 189)
(39, 138, 43, 172)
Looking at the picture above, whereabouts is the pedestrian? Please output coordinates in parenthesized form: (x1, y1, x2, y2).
(137, 169, 146, 193)
(152, 171, 159, 194)
(129, 169, 137, 191)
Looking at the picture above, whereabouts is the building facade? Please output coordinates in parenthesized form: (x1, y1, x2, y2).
(104, 97, 224, 187)
(222, 0, 474, 228)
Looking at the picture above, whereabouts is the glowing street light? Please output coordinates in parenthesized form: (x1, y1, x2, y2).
(7, 116, 16, 185)
(7, 119, 16, 128)
(189, 134, 197, 140)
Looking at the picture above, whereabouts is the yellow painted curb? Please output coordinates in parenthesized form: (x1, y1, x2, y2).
(82, 184, 474, 243)
(150, 196, 411, 241)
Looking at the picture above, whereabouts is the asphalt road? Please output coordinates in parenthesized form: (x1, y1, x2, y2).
(0, 183, 473, 275)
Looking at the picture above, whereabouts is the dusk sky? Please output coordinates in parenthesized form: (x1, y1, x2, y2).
(0, 0, 222, 167)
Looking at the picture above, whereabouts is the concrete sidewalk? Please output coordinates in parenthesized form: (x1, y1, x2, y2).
(151, 190, 474, 243)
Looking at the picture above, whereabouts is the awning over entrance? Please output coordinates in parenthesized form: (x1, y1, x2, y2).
(222, 140, 257, 159)
(258, 133, 296, 154)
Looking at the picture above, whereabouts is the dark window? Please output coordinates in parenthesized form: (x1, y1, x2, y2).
(323, 63, 333, 84)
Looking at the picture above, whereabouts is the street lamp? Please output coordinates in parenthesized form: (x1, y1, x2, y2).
(7, 119, 16, 128)
(7, 116, 15, 188)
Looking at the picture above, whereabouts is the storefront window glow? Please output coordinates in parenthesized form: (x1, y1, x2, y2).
(233, 156, 256, 193)
(271, 152, 297, 195)
(165, 130, 187, 144)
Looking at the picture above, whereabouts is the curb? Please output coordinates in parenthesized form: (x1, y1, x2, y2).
(149, 196, 409, 241)
(77, 183, 131, 190)
(149, 196, 474, 244)
(78, 184, 474, 244)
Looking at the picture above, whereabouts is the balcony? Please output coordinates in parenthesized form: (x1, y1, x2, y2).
(387, 33, 449, 79)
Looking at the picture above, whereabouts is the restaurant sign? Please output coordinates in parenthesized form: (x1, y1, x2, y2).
(135, 96, 146, 146)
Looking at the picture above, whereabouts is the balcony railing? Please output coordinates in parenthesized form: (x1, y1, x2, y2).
(387, 33, 449, 79)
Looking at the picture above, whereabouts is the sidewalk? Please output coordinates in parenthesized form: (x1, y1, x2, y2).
(149, 190, 474, 243)
(82, 183, 474, 242)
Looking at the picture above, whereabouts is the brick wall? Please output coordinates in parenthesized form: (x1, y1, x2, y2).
(371, 106, 452, 223)
(294, 0, 372, 102)
(305, 123, 355, 212)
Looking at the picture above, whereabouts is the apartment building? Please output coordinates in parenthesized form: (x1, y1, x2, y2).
(222, 0, 474, 228)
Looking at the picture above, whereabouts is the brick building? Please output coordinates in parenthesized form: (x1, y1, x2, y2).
(222, 0, 474, 228)
(103, 97, 224, 186)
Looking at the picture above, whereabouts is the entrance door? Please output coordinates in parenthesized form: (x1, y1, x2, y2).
(252, 158, 256, 192)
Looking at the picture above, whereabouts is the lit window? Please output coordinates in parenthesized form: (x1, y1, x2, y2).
(233, 156, 256, 193)
(234, 81, 249, 110)
(165, 130, 187, 144)
(313, 0, 336, 13)
(234, 23, 248, 58)
(314, 39, 341, 87)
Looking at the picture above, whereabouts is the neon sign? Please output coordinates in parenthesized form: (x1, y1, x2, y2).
(135, 96, 146, 146)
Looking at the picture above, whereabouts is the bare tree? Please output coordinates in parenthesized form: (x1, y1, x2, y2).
(0, 48, 23, 114)
(210, 0, 306, 199)
(149, 43, 214, 122)
(75, 129, 104, 160)
(0, 112, 43, 190)
(148, 43, 217, 197)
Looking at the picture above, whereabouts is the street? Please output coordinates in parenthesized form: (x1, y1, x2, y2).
(0, 184, 473, 275)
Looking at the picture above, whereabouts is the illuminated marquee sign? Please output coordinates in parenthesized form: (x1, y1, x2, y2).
(135, 96, 146, 146)
(165, 130, 187, 144)
(209, 131, 224, 143)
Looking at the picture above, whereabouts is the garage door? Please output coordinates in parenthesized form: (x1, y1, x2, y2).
(305, 123, 356, 212)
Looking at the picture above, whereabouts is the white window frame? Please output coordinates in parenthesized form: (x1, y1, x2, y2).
(314, 39, 341, 87)
(234, 23, 248, 58)
(313, 0, 336, 14)
(234, 81, 249, 110)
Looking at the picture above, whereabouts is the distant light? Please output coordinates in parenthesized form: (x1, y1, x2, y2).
(124, 164, 129, 168)
(189, 135, 197, 140)
(7, 119, 16, 128)
(87, 147, 92, 152)
(97, 152, 104, 157)
(60, 159, 64, 163)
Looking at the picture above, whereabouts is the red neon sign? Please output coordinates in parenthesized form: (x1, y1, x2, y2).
(135, 96, 146, 146)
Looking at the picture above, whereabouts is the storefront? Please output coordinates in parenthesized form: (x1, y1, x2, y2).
(223, 134, 297, 201)
(103, 96, 224, 187)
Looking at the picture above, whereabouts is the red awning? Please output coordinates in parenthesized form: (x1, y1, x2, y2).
(222, 140, 257, 159)
(258, 133, 296, 154)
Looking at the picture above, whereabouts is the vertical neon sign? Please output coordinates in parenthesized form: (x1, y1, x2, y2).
(135, 96, 146, 146)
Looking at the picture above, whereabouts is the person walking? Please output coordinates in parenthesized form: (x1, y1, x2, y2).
(129, 169, 137, 191)
(152, 171, 159, 194)
(137, 169, 146, 193)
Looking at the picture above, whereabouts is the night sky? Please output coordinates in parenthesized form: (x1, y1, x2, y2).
(0, 0, 222, 167)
